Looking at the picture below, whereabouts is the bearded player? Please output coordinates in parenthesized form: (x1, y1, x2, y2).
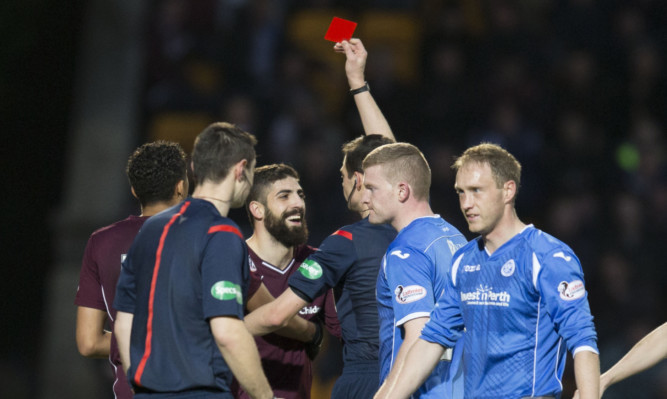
(234, 163, 340, 399)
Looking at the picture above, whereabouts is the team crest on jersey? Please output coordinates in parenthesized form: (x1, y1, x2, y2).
(558, 280, 585, 301)
(211, 281, 243, 304)
(248, 258, 257, 272)
(390, 250, 410, 259)
(501, 259, 516, 277)
(299, 259, 323, 280)
(394, 285, 426, 304)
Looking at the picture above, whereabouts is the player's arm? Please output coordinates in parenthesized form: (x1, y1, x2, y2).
(246, 282, 316, 342)
(114, 310, 133, 375)
(244, 287, 309, 336)
(375, 338, 446, 399)
(75, 306, 111, 358)
(574, 322, 667, 399)
(600, 322, 667, 393)
(572, 350, 600, 399)
(211, 316, 274, 399)
(382, 317, 429, 391)
(335, 38, 395, 141)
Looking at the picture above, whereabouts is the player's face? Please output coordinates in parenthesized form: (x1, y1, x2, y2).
(361, 164, 397, 225)
(263, 177, 308, 247)
(455, 162, 505, 236)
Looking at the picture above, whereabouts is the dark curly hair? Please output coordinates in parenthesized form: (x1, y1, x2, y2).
(126, 141, 187, 207)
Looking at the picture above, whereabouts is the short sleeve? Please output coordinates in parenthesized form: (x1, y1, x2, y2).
(74, 235, 105, 309)
(536, 249, 598, 353)
(385, 246, 436, 327)
(114, 247, 137, 313)
(201, 229, 247, 320)
(421, 265, 464, 348)
(289, 229, 356, 302)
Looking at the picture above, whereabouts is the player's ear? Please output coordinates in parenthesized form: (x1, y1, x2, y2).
(174, 179, 186, 199)
(397, 182, 410, 203)
(248, 201, 264, 220)
(234, 159, 248, 182)
(354, 171, 364, 190)
(503, 180, 517, 203)
(130, 186, 138, 199)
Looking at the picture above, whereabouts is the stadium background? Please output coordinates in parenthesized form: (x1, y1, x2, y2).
(2, 0, 666, 398)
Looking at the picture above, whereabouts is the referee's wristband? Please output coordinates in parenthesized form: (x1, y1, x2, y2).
(350, 81, 370, 95)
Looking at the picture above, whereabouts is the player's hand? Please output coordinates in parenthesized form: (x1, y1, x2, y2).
(334, 38, 367, 89)
(304, 320, 323, 361)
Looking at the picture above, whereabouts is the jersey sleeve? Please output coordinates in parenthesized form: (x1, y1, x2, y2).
(321, 288, 342, 339)
(74, 234, 105, 309)
(385, 246, 436, 327)
(201, 228, 247, 320)
(114, 245, 137, 314)
(289, 229, 356, 302)
(536, 249, 598, 354)
(421, 254, 465, 348)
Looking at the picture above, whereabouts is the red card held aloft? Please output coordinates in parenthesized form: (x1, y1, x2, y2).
(324, 17, 357, 42)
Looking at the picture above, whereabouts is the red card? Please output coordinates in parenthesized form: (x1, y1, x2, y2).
(324, 17, 357, 42)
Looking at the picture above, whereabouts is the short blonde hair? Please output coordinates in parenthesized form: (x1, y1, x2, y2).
(362, 142, 431, 201)
(452, 142, 521, 194)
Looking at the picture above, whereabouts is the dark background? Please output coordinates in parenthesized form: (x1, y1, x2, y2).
(2, 0, 666, 398)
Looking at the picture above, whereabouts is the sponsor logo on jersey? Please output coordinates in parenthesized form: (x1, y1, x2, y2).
(394, 285, 427, 304)
(463, 264, 481, 272)
(501, 259, 516, 277)
(248, 258, 257, 272)
(460, 285, 510, 307)
(558, 280, 585, 301)
(299, 305, 321, 315)
(447, 239, 465, 255)
(211, 281, 243, 304)
(390, 250, 410, 259)
(553, 252, 572, 262)
(299, 259, 323, 280)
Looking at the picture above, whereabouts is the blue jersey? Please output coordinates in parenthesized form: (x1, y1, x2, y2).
(289, 218, 396, 365)
(114, 198, 248, 396)
(377, 216, 467, 398)
(422, 225, 598, 399)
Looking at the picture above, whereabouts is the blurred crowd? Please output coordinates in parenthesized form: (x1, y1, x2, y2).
(139, 1, 666, 397)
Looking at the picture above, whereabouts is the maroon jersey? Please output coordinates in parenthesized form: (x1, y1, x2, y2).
(237, 245, 341, 399)
(75, 215, 147, 399)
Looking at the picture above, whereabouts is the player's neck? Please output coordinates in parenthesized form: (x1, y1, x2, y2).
(192, 181, 233, 216)
(246, 231, 294, 270)
(393, 200, 434, 232)
(140, 197, 182, 217)
(483, 209, 525, 254)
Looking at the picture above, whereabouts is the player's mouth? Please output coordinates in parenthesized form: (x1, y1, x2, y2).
(284, 210, 304, 226)
(465, 213, 479, 223)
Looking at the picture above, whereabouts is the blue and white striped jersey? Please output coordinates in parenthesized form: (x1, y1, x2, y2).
(377, 215, 467, 398)
(422, 225, 598, 399)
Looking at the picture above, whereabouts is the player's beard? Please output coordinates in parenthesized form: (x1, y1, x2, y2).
(264, 207, 309, 247)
